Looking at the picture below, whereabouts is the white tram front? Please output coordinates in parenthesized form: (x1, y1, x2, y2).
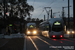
(39, 18, 65, 38)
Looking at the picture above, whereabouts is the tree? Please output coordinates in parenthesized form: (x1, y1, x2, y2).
(36, 18, 39, 21)
(40, 19, 43, 22)
(27, 17, 31, 21)
(0, 0, 34, 20)
(0, 0, 34, 33)
(32, 18, 35, 21)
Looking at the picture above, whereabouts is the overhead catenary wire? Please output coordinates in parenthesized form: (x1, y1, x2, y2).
(33, 0, 58, 19)
(37, 9, 44, 17)
(48, 0, 56, 6)
(36, 0, 57, 18)
(35, 0, 56, 10)
(33, 0, 35, 7)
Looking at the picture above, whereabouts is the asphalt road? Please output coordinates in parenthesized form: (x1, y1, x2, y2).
(25, 36, 75, 50)
(0, 34, 75, 50)
(0, 38, 24, 50)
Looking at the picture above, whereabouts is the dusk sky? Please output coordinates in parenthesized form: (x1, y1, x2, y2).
(27, 0, 73, 20)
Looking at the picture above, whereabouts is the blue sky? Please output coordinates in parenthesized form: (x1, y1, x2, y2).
(27, 0, 73, 20)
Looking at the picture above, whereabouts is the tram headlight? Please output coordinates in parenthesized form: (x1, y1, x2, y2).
(27, 31, 30, 34)
(67, 31, 70, 34)
(72, 31, 74, 34)
(33, 31, 37, 34)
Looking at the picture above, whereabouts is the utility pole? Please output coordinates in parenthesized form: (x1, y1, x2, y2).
(44, 15, 45, 21)
(51, 9, 52, 18)
(3, 0, 6, 21)
(62, 6, 71, 20)
(73, 0, 75, 30)
(62, 7, 64, 19)
(68, 0, 70, 29)
(44, 7, 51, 20)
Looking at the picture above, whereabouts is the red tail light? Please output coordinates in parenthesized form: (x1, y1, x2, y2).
(60, 35, 63, 38)
(53, 35, 55, 38)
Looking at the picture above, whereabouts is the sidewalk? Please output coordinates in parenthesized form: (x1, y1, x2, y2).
(0, 33, 25, 39)
(64, 34, 75, 38)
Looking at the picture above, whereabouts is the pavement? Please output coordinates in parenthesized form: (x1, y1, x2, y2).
(0, 33, 25, 39)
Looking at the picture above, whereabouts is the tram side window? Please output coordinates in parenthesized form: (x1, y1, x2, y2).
(45, 24, 49, 31)
(39, 25, 42, 31)
(49, 24, 51, 32)
(39, 24, 44, 31)
(42, 24, 45, 31)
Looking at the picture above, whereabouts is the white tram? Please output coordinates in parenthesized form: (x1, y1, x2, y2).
(39, 18, 65, 38)
(26, 22, 37, 35)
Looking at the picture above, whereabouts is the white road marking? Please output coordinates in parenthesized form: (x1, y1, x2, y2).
(0, 40, 9, 47)
(29, 36, 38, 50)
(36, 36, 59, 50)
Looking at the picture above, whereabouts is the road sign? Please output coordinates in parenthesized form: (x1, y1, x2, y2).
(30, 25, 33, 28)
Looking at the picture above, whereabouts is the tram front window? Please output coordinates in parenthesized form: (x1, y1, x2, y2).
(28, 27, 36, 31)
(52, 25, 63, 32)
(52, 22, 63, 32)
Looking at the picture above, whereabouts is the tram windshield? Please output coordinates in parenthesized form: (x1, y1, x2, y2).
(27, 25, 36, 30)
(52, 21, 63, 32)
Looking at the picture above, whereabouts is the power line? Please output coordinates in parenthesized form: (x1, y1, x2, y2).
(44, 7, 51, 20)
(34, 0, 55, 10)
(48, 0, 57, 6)
(33, 0, 35, 7)
(37, 9, 44, 17)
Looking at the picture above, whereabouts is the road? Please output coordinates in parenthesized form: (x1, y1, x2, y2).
(0, 34, 75, 50)
(25, 36, 75, 50)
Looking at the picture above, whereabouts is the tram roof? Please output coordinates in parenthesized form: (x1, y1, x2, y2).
(40, 18, 64, 25)
(49, 18, 63, 21)
(27, 22, 36, 27)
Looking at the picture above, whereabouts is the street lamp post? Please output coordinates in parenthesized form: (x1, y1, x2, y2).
(3, 0, 6, 21)
(73, 0, 75, 30)
(62, 6, 71, 23)
(68, 0, 70, 29)
(51, 9, 52, 18)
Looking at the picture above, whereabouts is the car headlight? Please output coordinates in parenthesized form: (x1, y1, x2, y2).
(67, 31, 70, 34)
(33, 31, 37, 34)
(27, 31, 30, 34)
(72, 31, 74, 34)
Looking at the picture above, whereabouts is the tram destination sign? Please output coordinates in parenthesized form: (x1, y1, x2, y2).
(54, 22, 61, 25)
(30, 25, 34, 28)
